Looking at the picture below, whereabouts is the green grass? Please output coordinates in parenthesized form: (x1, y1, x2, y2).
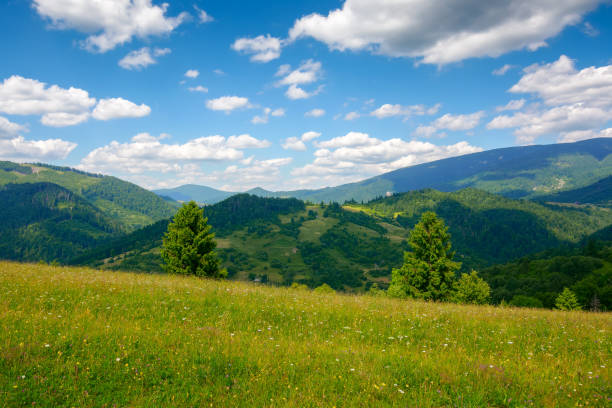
(1, 262, 610, 407)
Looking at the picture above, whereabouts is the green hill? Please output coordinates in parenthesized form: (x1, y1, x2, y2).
(537, 175, 612, 207)
(0, 161, 176, 230)
(74, 190, 612, 292)
(0, 182, 121, 262)
(1, 262, 609, 407)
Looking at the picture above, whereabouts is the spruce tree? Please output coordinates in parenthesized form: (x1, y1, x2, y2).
(388, 211, 460, 301)
(452, 270, 491, 304)
(555, 288, 581, 311)
(161, 201, 226, 278)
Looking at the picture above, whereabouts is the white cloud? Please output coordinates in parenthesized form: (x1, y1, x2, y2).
(509, 55, 612, 108)
(496, 99, 526, 112)
(33, 0, 188, 53)
(231, 35, 282, 63)
(412, 125, 438, 138)
(488, 55, 612, 143)
(78, 133, 269, 175)
(251, 107, 285, 124)
(288, 0, 602, 65)
(0, 136, 76, 161)
(371, 103, 440, 119)
(195, 6, 213, 23)
(0, 116, 27, 138)
(282, 137, 306, 151)
(276, 60, 323, 100)
(226, 134, 270, 149)
(213, 69, 226, 76)
(488, 104, 611, 144)
(92, 97, 151, 120)
(185, 69, 199, 79)
(344, 112, 360, 121)
(292, 132, 482, 188)
(433, 111, 485, 131)
(558, 127, 612, 143)
(118, 47, 170, 70)
(188, 86, 208, 93)
(205, 96, 250, 112)
(220, 158, 293, 191)
(305, 108, 325, 117)
(301, 131, 321, 142)
(0, 75, 96, 116)
(41, 112, 90, 127)
(0, 75, 149, 126)
(493, 64, 515, 76)
(282, 131, 321, 151)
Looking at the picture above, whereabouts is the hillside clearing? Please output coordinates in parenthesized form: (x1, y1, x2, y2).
(0, 262, 610, 407)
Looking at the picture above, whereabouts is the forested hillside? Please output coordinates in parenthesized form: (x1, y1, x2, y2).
(537, 175, 612, 207)
(0, 183, 121, 262)
(0, 161, 176, 230)
(73, 189, 612, 292)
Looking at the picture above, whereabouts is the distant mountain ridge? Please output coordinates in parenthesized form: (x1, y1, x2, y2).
(154, 138, 612, 204)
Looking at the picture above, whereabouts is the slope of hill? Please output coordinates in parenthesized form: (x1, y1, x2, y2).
(536, 175, 612, 207)
(1, 262, 609, 407)
(0, 183, 121, 262)
(155, 138, 612, 204)
(74, 190, 612, 291)
(0, 161, 176, 230)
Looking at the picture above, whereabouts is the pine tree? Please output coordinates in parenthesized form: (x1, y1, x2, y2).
(452, 270, 491, 305)
(161, 201, 226, 278)
(555, 288, 581, 311)
(388, 211, 460, 301)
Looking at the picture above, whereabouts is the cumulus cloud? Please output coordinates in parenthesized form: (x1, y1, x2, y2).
(33, 0, 188, 53)
(0, 116, 27, 138)
(282, 131, 321, 151)
(252, 107, 285, 124)
(276, 60, 323, 99)
(185, 69, 200, 79)
(92, 98, 151, 120)
(282, 137, 306, 151)
(433, 111, 485, 131)
(231, 35, 282, 63)
(0, 136, 76, 161)
(292, 132, 482, 188)
(206, 96, 250, 113)
(509, 55, 612, 107)
(370, 103, 440, 119)
(0, 75, 95, 116)
(305, 108, 325, 117)
(288, 0, 603, 65)
(0, 75, 149, 126)
(488, 55, 612, 143)
(118, 47, 170, 70)
(78, 133, 269, 174)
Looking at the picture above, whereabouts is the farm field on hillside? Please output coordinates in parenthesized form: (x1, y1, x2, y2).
(0, 262, 610, 407)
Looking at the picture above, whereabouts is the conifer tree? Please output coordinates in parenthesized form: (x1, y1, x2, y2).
(555, 288, 581, 311)
(452, 270, 491, 304)
(161, 201, 226, 278)
(388, 211, 460, 300)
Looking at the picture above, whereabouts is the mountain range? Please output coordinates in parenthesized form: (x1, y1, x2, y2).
(155, 138, 612, 204)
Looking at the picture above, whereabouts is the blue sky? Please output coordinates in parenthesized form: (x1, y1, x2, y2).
(0, 0, 611, 191)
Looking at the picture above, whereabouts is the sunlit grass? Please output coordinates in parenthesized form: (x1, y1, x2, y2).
(1, 261, 610, 407)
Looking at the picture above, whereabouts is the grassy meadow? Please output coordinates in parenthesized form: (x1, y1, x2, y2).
(1, 261, 610, 407)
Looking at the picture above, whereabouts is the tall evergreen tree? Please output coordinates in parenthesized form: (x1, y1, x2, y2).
(388, 211, 460, 300)
(555, 288, 581, 311)
(161, 201, 226, 278)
